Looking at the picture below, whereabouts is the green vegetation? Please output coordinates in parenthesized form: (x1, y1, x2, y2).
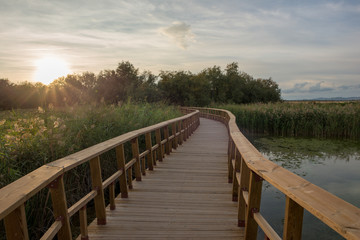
(0, 61, 281, 109)
(0, 102, 181, 238)
(217, 102, 360, 139)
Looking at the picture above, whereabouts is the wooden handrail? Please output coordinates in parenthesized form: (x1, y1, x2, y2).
(0, 110, 200, 240)
(183, 107, 360, 240)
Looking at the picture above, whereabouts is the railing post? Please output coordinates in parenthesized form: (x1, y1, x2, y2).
(89, 156, 107, 225)
(283, 196, 304, 240)
(131, 137, 142, 181)
(232, 149, 241, 201)
(177, 121, 183, 145)
(172, 122, 178, 149)
(4, 204, 29, 240)
(145, 132, 154, 170)
(79, 206, 88, 240)
(116, 144, 128, 198)
(228, 139, 235, 183)
(184, 118, 189, 141)
(245, 171, 263, 240)
(48, 175, 72, 240)
(164, 126, 170, 155)
(238, 156, 250, 227)
(109, 182, 116, 210)
(155, 129, 163, 162)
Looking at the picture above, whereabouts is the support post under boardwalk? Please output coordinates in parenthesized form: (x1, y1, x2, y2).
(245, 171, 263, 240)
(283, 196, 304, 240)
(116, 144, 128, 198)
(89, 156, 106, 225)
(4, 204, 29, 240)
(48, 175, 72, 240)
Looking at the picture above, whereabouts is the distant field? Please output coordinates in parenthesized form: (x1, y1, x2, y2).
(216, 101, 360, 139)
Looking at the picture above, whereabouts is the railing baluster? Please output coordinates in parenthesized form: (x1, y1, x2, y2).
(245, 171, 263, 240)
(48, 175, 72, 240)
(79, 206, 88, 240)
(131, 137, 142, 181)
(164, 125, 170, 155)
(228, 139, 235, 183)
(4, 203, 29, 240)
(89, 156, 107, 225)
(283, 196, 304, 240)
(155, 128, 163, 162)
(172, 122, 178, 149)
(178, 121, 183, 145)
(238, 155, 250, 227)
(145, 132, 154, 170)
(109, 182, 116, 210)
(232, 149, 241, 201)
(116, 144, 128, 198)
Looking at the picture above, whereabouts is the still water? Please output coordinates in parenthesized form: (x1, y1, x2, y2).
(249, 136, 360, 240)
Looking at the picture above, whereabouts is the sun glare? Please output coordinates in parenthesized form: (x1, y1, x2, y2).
(34, 56, 71, 85)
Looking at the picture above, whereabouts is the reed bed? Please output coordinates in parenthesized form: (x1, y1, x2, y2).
(217, 102, 360, 139)
(0, 102, 181, 238)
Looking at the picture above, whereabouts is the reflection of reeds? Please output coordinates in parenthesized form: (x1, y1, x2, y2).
(217, 102, 360, 139)
(0, 102, 181, 238)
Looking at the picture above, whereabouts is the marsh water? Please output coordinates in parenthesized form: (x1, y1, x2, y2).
(248, 135, 360, 240)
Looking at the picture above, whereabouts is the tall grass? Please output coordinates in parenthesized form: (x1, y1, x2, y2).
(0, 102, 181, 238)
(217, 102, 360, 139)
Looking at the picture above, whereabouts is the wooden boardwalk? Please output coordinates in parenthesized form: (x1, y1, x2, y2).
(85, 118, 245, 239)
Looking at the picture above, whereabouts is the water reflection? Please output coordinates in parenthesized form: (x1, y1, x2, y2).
(249, 136, 360, 240)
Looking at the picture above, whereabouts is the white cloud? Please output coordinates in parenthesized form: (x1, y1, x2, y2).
(160, 22, 195, 49)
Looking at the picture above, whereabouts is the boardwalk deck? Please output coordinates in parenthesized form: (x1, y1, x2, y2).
(85, 118, 245, 239)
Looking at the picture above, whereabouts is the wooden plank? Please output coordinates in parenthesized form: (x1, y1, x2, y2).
(4, 204, 29, 240)
(102, 170, 122, 190)
(89, 156, 106, 225)
(283, 196, 304, 240)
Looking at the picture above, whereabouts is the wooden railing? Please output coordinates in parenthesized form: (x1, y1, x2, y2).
(0, 111, 200, 240)
(183, 107, 360, 240)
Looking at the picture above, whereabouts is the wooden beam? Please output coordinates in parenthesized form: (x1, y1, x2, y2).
(79, 206, 88, 240)
(164, 126, 170, 155)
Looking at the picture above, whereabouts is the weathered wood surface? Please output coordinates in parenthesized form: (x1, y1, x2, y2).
(84, 118, 244, 239)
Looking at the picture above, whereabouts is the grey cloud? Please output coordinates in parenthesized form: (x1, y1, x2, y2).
(282, 82, 309, 93)
(160, 22, 195, 49)
(308, 81, 334, 92)
(338, 84, 360, 90)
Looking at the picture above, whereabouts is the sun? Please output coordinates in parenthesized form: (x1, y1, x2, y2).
(34, 56, 71, 85)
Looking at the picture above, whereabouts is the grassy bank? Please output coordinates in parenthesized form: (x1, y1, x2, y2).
(0, 102, 181, 238)
(217, 102, 360, 139)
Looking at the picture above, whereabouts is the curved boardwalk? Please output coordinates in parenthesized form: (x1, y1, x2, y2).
(85, 118, 244, 239)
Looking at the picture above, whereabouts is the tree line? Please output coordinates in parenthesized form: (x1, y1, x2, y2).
(0, 61, 281, 109)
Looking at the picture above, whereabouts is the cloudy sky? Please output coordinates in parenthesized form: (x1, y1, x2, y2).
(1, 0, 359, 100)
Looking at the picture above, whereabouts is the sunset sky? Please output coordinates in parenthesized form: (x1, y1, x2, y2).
(1, 0, 359, 100)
